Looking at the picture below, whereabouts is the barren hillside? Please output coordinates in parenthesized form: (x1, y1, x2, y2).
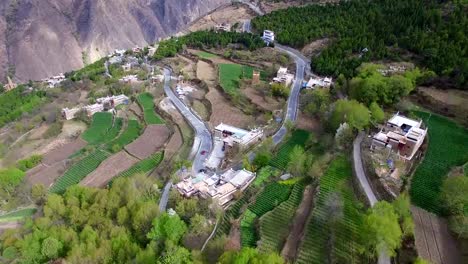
(0, 0, 228, 82)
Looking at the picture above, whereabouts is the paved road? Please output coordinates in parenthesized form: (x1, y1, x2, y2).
(353, 132, 390, 264)
(272, 45, 307, 145)
(163, 68, 213, 174)
(158, 181, 172, 212)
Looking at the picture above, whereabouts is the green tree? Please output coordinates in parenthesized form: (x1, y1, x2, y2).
(219, 248, 284, 264)
(330, 99, 370, 131)
(363, 201, 402, 258)
(147, 213, 188, 244)
(253, 151, 272, 169)
(441, 176, 468, 215)
(392, 193, 414, 237)
(189, 214, 208, 235)
(271, 83, 289, 98)
(41, 237, 62, 259)
(287, 146, 307, 176)
(369, 102, 385, 124)
(335, 122, 354, 150)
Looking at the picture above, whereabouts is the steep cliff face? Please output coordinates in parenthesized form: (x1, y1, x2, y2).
(0, 0, 228, 81)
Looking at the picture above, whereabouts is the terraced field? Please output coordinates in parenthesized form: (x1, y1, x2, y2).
(270, 129, 311, 169)
(240, 182, 294, 248)
(112, 152, 164, 181)
(257, 181, 306, 253)
(253, 166, 281, 187)
(216, 196, 250, 237)
(137, 93, 164, 125)
(218, 64, 254, 94)
(50, 150, 110, 194)
(107, 119, 142, 152)
(296, 157, 365, 264)
(410, 111, 468, 214)
(81, 112, 114, 144)
(0, 208, 37, 223)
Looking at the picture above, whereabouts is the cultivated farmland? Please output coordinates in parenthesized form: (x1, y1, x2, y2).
(218, 63, 253, 94)
(257, 180, 306, 253)
(50, 150, 110, 194)
(296, 157, 365, 264)
(270, 129, 311, 169)
(138, 93, 164, 125)
(107, 119, 142, 152)
(124, 125, 170, 160)
(253, 166, 281, 187)
(196, 51, 219, 59)
(81, 112, 114, 144)
(410, 111, 468, 215)
(113, 152, 164, 180)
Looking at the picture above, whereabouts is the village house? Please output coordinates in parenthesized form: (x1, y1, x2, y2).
(272, 67, 294, 87)
(43, 73, 66, 88)
(262, 30, 275, 44)
(214, 123, 264, 149)
(61, 94, 129, 120)
(215, 23, 231, 32)
(371, 113, 427, 160)
(175, 169, 256, 207)
(305, 76, 332, 89)
(119, 75, 139, 84)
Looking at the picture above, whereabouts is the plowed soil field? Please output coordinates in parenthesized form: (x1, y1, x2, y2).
(125, 125, 170, 160)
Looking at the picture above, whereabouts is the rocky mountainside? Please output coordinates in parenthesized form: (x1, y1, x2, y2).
(0, 0, 229, 82)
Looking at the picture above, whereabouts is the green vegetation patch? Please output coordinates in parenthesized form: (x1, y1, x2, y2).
(270, 129, 311, 169)
(196, 51, 219, 59)
(258, 181, 306, 253)
(137, 93, 164, 125)
(296, 157, 365, 264)
(16, 155, 43, 172)
(67, 58, 106, 82)
(410, 111, 468, 215)
(216, 195, 250, 237)
(0, 168, 26, 194)
(253, 166, 281, 186)
(81, 112, 114, 144)
(0, 208, 37, 223)
(218, 64, 254, 94)
(0, 86, 47, 127)
(112, 152, 164, 181)
(50, 150, 110, 194)
(107, 120, 142, 152)
(240, 209, 259, 248)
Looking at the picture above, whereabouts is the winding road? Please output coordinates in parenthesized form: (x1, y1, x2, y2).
(162, 68, 213, 174)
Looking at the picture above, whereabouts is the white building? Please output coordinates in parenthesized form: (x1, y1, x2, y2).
(42, 73, 66, 88)
(272, 67, 294, 87)
(305, 76, 333, 89)
(214, 123, 263, 148)
(371, 113, 427, 160)
(62, 107, 82, 120)
(61, 94, 128, 120)
(119, 75, 139, 83)
(215, 23, 231, 32)
(175, 169, 256, 207)
(262, 30, 275, 43)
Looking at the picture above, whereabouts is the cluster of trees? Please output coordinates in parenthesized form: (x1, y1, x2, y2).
(154, 31, 266, 60)
(66, 58, 107, 82)
(16, 155, 43, 172)
(270, 83, 289, 98)
(0, 175, 204, 263)
(253, 0, 468, 88)
(441, 175, 468, 239)
(0, 86, 47, 127)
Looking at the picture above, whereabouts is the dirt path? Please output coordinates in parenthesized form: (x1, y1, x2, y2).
(281, 185, 315, 262)
(0, 221, 21, 234)
(411, 206, 462, 264)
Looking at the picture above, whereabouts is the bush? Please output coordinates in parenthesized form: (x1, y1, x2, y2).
(16, 155, 43, 172)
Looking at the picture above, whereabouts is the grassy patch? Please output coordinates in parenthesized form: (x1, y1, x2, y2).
(253, 166, 281, 187)
(50, 150, 110, 194)
(296, 157, 365, 264)
(107, 119, 142, 152)
(270, 129, 311, 169)
(196, 51, 219, 59)
(0, 208, 37, 223)
(81, 112, 114, 144)
(218, 64, 254, 94)
(137, 93, 164, 125)
(410, 111, 468, 215)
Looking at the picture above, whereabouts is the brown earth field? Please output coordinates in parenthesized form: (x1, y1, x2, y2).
(164, 128, 183, 160)
(296, 112, 321, 133)
(225, 224, 241, 251)
(411, 206, 462, 264)
(26, 162, 68, 188)
(196, 60, 255, 128)
(281, 185, 315, 262)
(242, 87, 282, 111)
(80, 151, 139, 188)
(125, 125, 170, 160)
(301, 38, 331, 58)
(41, 138, 87, 165)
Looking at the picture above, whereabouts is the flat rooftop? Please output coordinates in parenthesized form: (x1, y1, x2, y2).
(388, 114, 421, 129)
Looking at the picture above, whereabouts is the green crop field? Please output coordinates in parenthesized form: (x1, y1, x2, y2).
(196, 51, 218, 59)
(0, 208, 37, 223)
(112, 152, 164, 181)
(296, 157, 365, 264)
(270, 129, 311, 169)
(258, 181, 306, 253)
(216, 195, 250, 237)
(81, 112, 114, 144)
(137, 93, 164, 125)
(253, 166, 281, 186)
(50, 150, 110, 194)
(410, 111, 468, 215)
(101, 117, 123, 144)
(218, 64, 254, 94)
(240, 182, 294, 248)
(107, 119, 142, 152)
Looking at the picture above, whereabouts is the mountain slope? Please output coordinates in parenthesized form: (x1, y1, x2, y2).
(0, 0, 228, 81)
